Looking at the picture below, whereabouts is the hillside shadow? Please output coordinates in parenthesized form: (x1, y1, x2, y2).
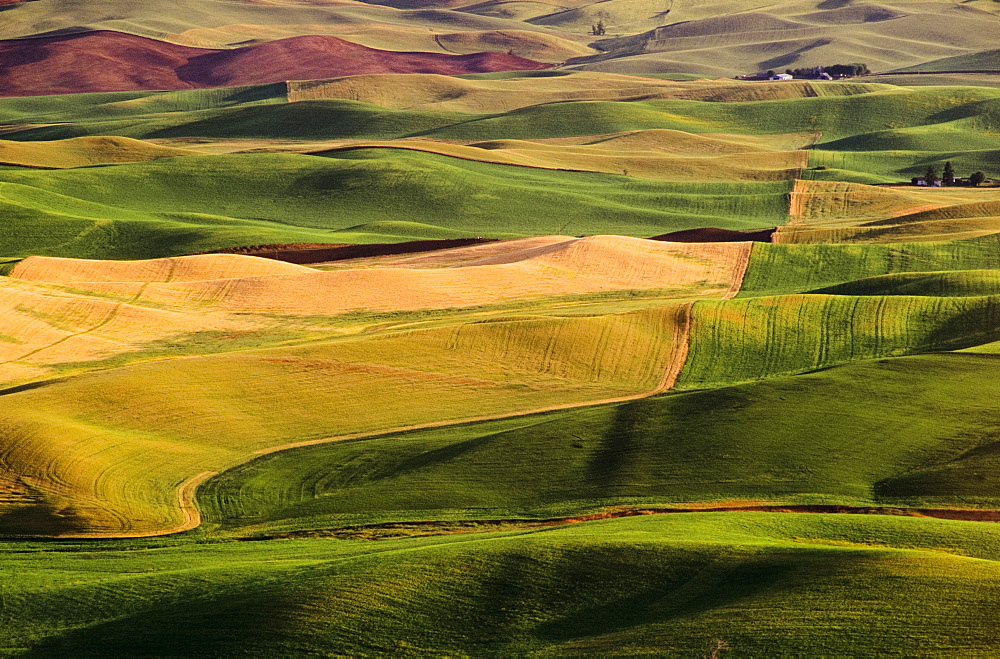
(586, 400, 647, 491)
(758, 39, 832, 72)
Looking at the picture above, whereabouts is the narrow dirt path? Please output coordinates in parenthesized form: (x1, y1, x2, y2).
(252, 503, 1000, 542)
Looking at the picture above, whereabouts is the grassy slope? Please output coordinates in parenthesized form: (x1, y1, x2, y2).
(4, 513, 1000, 656)
(679, 293, 1000, 388)
(0, 303, 687, 535)
(0, 150, 793, 258)
(676, 235, 1000, 387)
(739, 234, 1000, 296)
(5, 86, 997, 143)
(200, 352, 1000, 534)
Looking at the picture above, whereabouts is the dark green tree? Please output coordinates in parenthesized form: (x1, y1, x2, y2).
(943, 161, 955, 186)
(925, 165, 939, 185)
(970, 171, 987, 187)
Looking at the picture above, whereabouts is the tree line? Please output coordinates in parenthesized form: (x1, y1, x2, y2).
(919, 161, 988, 187)
(783, 63, 871, 78)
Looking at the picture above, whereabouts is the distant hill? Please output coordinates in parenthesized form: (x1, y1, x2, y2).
(3, 0, 1000, 76)
(0, 31, 549, 97)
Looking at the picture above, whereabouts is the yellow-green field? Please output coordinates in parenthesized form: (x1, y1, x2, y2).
(0, 237, 753, 536)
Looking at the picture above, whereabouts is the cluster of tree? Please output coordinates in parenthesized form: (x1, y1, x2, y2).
(919, 161, 989, 186)
(783, 63, 871, 78)
(590, 20, 607, 35)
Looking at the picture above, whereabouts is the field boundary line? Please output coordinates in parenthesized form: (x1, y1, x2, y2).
(263, 504, 1000, 540)
(787, 179, 808, 223)
(721, 241, 753, 300)
(58, 299, 699, 539)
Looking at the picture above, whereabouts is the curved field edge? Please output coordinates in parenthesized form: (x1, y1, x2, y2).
(198, 351, 1000, 536)
(0, 302, 694, 538)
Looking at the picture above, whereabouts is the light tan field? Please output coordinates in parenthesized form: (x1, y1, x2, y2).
(0, 137, 205, 169)
(285, 73, 884, 112)
(13, 236, 752, 315)
(778, 181, 1000, 243)
(0, 235, 754, 536)
(308, 137, 808, 181)
(569, 2, 1000, 75)
(12, 253, 314, 283)
(787, 180, 940, 224)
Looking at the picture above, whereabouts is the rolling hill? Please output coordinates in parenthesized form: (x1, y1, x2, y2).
(3, 514, 1000, 655)
(3, 0, 1000, 79)
(0, 31, 549, 98)
(5, 1, 1000, 655)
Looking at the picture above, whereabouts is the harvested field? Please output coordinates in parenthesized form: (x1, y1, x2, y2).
(47, 237, 753, 314)
(788, 179, 940, 223)
(0, 137, 204, 169)
(11, 253, 314, 283)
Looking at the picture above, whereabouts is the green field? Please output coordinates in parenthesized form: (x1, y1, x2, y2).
(7, 85, 999, 144)
(7, 13, 1000, 654)
(0, 150, 794, 258)
(199, 352, 1000, 536)
(4, 513, 1000, 655)
(4, 82, 1000, 261)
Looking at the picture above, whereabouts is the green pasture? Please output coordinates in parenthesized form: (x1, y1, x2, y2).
(0, 150, 793, 259)
(810, 269, 1000, 297)
(680, 293, 1000, 387)
(201, 352, 1000, 535)
(3, 514, 1000, 656)
(5, 85, 1000, 146)
(739, 235, 1000, 296)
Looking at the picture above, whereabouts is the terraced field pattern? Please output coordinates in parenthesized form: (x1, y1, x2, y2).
(4, 0, 1000, 656)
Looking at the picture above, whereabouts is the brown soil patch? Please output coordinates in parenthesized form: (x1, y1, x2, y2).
(205, 238, 498, 264)
(0, 30, 550, 97)
(649, 227, 775, 243)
